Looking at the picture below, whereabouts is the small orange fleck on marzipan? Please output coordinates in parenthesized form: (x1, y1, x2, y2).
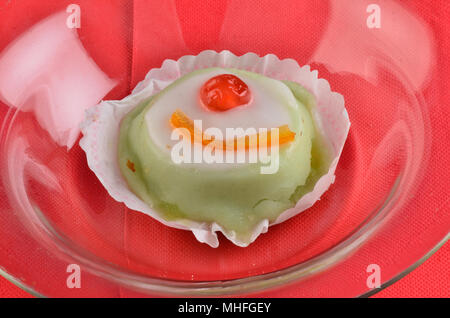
(126, 160, 136, 172)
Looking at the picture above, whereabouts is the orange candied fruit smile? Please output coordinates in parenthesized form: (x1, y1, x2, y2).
(200, 74, 252, 112)
(170, 109, 296, 150)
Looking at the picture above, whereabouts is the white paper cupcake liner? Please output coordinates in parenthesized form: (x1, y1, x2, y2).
(80, 50, 350, 248)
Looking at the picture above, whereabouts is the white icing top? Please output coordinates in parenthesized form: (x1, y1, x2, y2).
(145, 68, 298, 153)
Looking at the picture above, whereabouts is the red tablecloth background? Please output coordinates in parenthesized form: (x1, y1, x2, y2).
(0, 0, 448, 298)
(0, 242, 444, 298)
(0, 241, 447, 298)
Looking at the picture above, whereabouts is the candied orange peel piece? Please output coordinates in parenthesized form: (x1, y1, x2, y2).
(170, 109, 295, 150)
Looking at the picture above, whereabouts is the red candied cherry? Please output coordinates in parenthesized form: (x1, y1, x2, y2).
(200, 74, 252, 112)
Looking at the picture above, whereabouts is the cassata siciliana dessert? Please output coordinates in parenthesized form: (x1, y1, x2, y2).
(118, 67, 331, 240)
(80, 51, 350, 247)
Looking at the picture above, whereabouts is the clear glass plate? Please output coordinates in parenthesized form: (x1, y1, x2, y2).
(0, 0, 448, 297)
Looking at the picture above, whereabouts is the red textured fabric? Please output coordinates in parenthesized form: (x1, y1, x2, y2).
(0, 277, 34, 298)
(0, 0, 449, 297)
(374, 242, 450, 298)
(0, 241, 447, 297)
